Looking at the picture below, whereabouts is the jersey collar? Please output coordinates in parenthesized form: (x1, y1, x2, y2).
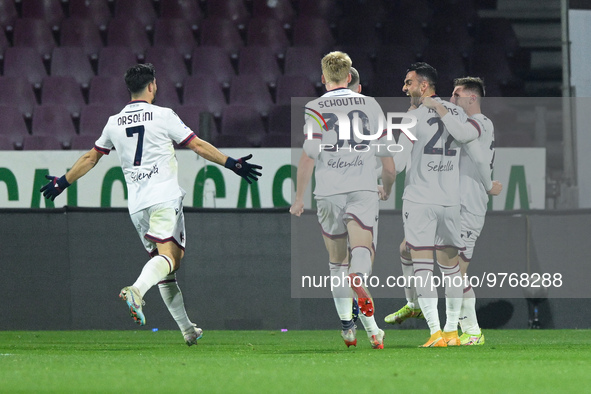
(128, 100, 149, 104)
(323, 87, 351, 97)
(417, 94, 439, 108)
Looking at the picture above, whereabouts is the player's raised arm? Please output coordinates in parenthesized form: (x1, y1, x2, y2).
(422, 97, 480, 143)
(40, 148, 105, 201)
(186, 136, 262, 184)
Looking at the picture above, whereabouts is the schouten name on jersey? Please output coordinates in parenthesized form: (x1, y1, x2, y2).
(316, 96, 367, 108)
(304, 88, 387, 196)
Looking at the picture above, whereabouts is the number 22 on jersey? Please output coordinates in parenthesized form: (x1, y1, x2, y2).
(423, 117, 457, 156)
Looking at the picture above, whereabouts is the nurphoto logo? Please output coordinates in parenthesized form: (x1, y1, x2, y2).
(304, 109, 418, 153)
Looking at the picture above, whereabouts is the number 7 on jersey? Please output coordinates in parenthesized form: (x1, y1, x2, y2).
(126, 125, 145, 166)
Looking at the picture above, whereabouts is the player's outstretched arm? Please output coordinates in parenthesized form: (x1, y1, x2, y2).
(422, 97, 479, 143)
(40, 148, 104, 201)
(186, 136, 262, 184)
(290, 151, 314, 216)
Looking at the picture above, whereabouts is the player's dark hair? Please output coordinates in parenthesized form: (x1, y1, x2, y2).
(407, 62, 438, 90)
(348, 66, 360, 88)
(454, 76, 486, 97)
(124, 63, 156, 94)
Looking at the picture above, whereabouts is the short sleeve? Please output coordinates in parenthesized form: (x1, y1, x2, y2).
(94, 125, 113, 155)
(168, 109, 197, 146)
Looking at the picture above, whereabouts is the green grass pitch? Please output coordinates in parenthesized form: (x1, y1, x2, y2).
(1, 329, 590, 393)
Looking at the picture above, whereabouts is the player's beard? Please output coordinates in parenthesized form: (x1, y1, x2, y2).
(151, 88, 157, 104)
(409, 95, 421, 108)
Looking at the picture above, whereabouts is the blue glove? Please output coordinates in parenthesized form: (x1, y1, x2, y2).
(224, 154, 262, 184)
(40, 174, 70, 201)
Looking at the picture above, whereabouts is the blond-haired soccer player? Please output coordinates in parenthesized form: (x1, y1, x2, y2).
(290, 52, 396, 349)
(346, 65, 399, 327)
(40, 63, 262, 346)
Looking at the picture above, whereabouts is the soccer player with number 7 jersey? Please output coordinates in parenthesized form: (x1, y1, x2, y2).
(40, 64, 262, 346)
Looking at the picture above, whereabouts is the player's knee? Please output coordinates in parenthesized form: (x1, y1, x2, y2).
(435, 248, 458, 266)
(459, 259, 469, 275)
(448, 248, 459, 259)
(399, 240, 411, 259)
(328, 250, 347, 264)
(160, 253, 180, 272)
